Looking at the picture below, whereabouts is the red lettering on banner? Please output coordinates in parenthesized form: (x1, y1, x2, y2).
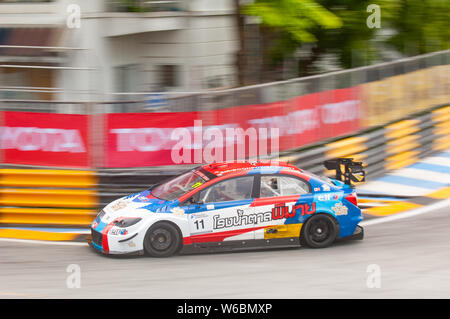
(105, 87, 361, 167)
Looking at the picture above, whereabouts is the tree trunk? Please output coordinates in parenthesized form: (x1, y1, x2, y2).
(234, 0, 246, 86)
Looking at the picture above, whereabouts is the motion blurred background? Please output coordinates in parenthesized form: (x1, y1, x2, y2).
(0, 0, 449, 226)
(0, 0, 449, 164)
(1, 1, 450, 299)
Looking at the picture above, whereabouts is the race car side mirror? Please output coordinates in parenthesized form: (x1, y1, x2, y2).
(188, 193, 203, 205)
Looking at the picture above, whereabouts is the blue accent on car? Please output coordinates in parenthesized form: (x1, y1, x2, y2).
(247, 166, 282, 174)
(92, 241, 103, 252)
(184, 198, 254, 215)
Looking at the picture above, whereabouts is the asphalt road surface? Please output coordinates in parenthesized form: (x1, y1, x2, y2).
(1, 202, 450, 299)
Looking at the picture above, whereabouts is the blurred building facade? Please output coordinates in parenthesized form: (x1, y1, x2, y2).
(0, 0, 239, 101)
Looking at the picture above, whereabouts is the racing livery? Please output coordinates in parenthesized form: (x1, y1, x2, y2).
(89, 160, 364, 257)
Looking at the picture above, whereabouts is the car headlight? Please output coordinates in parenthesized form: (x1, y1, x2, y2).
(114, 218, 142, 228)
(94, 210, 105, 222)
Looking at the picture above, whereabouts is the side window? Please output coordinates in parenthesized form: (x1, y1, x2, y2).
(200, 176, 254, 203)
(279, 176, 310, 195)
(260, 176, 310, 198)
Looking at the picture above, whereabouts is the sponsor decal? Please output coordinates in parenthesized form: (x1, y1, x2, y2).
(111, 201, 127, 212)
(191, 182, 203, 188)
(170, 207, 185, 216)
(213, 209, 272, 229)
(332, 202, 348, 216)
(212, 202, 316, 230)
(137, 196, 150, 202)
(322, 184, 331, 191)
(317, 193, 339, 201)
(271, 203, 296, 219)
(272, 202, 316, 219)
(109, 229, 128, 235)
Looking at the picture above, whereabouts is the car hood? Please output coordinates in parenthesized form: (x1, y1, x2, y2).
(102, 190, 184, 221)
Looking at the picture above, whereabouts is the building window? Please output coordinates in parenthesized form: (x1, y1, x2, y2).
(115, 64, 140, 93)
(158, 65, 178, 89)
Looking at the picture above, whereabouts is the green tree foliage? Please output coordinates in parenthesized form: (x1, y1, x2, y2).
(242, 0, 342, 43)
(241, 0, 450, 77)
(385, 0, 450, 56)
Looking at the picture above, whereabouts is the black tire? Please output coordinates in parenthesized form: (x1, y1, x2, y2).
(143, 222, 181, 257)
(300, 214, 339, 248)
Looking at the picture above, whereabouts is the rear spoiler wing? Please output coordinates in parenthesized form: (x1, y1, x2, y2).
(323, 158, 366, 186)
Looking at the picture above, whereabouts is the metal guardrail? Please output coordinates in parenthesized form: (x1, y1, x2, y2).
(1, 50, 449, 115)
(108, 0, 184, 12)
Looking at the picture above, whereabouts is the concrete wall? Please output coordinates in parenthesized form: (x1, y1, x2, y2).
(54, 0, 239, 101)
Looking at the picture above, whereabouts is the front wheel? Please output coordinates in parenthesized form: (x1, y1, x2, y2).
(300, 214, 338, 248)
(143, 222, 181, 257)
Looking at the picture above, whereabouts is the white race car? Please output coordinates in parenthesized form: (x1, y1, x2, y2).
(89, 160, 364, 257)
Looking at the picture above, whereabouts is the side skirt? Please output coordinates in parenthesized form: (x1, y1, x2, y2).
(180, 237, 300, 254)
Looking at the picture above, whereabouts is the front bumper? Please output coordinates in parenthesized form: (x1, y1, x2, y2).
(88, 228, 144, 256)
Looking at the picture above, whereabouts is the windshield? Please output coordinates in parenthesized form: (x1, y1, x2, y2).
(151, 170, 207, 201)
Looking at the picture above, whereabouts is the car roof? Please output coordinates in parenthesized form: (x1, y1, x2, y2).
(200, 161, 302, 177)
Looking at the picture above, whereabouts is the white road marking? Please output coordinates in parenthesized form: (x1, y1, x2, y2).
(360, 197, 450, 227)
(0, 237, 87, 246)
(357, 181, 430, 196)
(421, 157, 450, 167)
(389, 167, 450, 184)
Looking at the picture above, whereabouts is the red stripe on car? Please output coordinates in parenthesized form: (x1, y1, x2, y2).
(250, 195, 300, 207)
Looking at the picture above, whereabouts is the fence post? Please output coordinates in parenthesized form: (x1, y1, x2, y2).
(88, 102, 105, 169)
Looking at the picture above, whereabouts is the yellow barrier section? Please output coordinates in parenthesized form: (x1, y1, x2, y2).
(385, 135, 420, 155)
(384, 120, 420, 170)
(0, 169, 98, 188)
(325, 136, 368, 159)
(432, 106, 450, 151)
(0, 228, 81, 241)
(364, 202, 422, 217)
(0, 189, 97, 208)
(363, 187, 450, 218)
(0, 169, 98, 225)
(361, 65, 450, 128)
(0, 207, 97, 225)
(427, 187, 450, 200)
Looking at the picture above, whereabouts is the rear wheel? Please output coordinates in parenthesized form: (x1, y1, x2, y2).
(301, 214, 338, 248)
(143, 222, 181, 257)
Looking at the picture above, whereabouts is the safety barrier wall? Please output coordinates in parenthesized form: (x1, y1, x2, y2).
(0, 169, 98, 226)
(0, 104, 448, 226)
(1, 50, 449, 169)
